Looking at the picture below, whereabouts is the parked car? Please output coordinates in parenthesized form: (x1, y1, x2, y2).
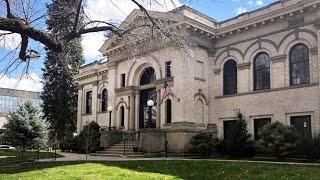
(0, 145, 16, 151)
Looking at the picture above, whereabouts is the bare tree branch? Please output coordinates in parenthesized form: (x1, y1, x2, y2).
(0, 0, 175, 62)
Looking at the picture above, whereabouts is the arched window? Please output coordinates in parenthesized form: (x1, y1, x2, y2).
(289, 44, 310, 86)
(223, 60, 237, 95)
(254, 53, 270, 91)
(85, 91, 92, 114)
(120, 106, 125, 127)
(101, 89, 108, 112)
(165, 99, 172, 124)
(195, 99, 204, 123)
(140, 67, 156, 85)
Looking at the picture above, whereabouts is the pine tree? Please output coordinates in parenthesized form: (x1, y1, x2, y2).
(42, 0, 84, 141)
(226, 109, 255, 157)
(5, 101, 50, 147)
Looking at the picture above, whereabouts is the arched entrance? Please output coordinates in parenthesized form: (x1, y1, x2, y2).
(139, 67, 157, 128)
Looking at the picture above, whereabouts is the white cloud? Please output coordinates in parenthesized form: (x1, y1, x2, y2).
(256, 0, 264, 6)
(82, 0, 181, 62)
(0, 73, 43, 92)
(0, 31, 21, 50)
(248, 0, 254, 5)
(236, 7, 247, 15)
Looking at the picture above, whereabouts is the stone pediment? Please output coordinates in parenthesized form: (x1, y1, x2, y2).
(99, 10, 182, 55)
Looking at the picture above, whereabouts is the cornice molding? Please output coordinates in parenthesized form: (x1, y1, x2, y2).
(237, 62, 251, 70)
(270, 54, 287, 63)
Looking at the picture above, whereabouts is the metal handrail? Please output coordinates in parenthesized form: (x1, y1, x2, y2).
(97, 128, 124, 153)
(97, 127, 123, 142)
(122, 131, 140, 157)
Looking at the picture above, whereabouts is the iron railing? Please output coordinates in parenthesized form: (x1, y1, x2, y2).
(123, 131, 140, 157)
(21, 143, 58, 162)
(97, 128, 124, 153)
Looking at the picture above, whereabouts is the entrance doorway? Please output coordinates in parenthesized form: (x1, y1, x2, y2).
(139, 88, 157, 128)
(138, 67, 157, 129)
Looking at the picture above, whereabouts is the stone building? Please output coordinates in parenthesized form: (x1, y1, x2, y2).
(75, 0, 320, 151)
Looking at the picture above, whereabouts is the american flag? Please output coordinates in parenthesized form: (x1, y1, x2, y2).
(162, 81, 170, 100)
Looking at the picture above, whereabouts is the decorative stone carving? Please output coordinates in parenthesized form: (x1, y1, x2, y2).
(214, 69, 221, 75)
(310, 47, 318, 55)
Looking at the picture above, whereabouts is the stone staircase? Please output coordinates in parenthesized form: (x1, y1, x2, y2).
(91, 141, 145, 158)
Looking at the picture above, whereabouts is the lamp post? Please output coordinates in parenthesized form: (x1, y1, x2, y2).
(147, 100, 154, 128)
(107, 106, 113, 131)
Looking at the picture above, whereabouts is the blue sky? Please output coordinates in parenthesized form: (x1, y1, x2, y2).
(0, 0, 278, 91)
(185, 0, 278, 21)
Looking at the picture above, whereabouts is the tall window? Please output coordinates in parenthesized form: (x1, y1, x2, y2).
(121, 74, 126, 87)
(165, 61, 172, 78)
(165, 99, 172, 124)
(86, 91, 92, 114)
(101, 89, 108, 112)
(223, 60, 237, 95)
(140, 67, 156, 85)
(254, 53, 270, 91)
(120, 106, 125, 127)
(289, 44, 310, 86)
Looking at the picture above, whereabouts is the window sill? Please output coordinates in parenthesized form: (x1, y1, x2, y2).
(82, 113, 92, 116)
(215, 82, 319, 99)
(98, 111, 108, 114)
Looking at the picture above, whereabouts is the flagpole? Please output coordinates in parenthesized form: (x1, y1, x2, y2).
(163, 80, 180, 102)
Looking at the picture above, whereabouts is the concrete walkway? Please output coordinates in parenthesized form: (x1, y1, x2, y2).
(55, 152, 320, 166)
(56, 151, 181, 161)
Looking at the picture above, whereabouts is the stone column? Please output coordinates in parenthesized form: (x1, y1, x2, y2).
(237, 62, 251, 93)
(156, 88, 161, 128)
(213, 69, 221, 96)
(77, 85, 83, 133)
(135, 92, 140, 131)
(270, 55, 286, 88)
(92, 81, 99, 123)
(129, 92, 136, 131)
(315, 20, 320, 134)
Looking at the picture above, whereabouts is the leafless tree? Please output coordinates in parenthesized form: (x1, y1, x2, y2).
(0, 0, 180, 59)
(0, 0, 188, 77)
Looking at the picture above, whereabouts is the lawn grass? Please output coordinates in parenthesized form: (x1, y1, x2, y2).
(1, 160, 320, 179)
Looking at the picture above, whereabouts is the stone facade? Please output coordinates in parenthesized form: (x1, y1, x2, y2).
(75, 0, 320, 143)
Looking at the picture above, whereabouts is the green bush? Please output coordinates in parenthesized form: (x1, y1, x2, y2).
(60, 134, 80, 152)
(78, 122, 101, 153)
(222, 110, 255, 157)
(258, 122, 298, 159)
(189, 132, 215, 157)
(296, 134, 320, 160)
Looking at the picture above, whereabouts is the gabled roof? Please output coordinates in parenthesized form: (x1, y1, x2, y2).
(98, 5, 218, 55)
